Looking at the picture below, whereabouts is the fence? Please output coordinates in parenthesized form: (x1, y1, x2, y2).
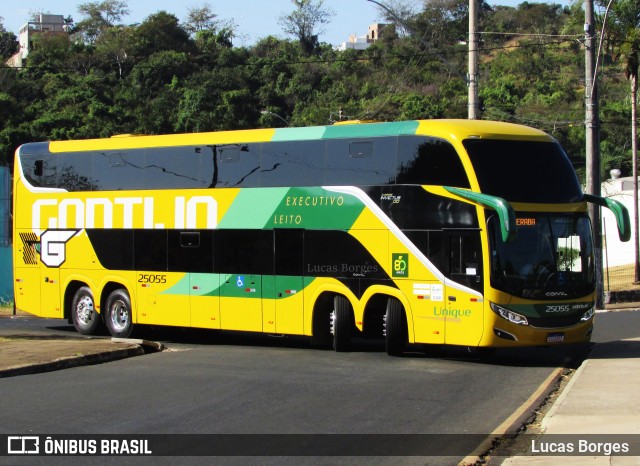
(603, 239, 640, 304)
(0, 166, 12, 303)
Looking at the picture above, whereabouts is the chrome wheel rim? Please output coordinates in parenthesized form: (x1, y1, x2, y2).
(109, 300, 129, 333)
(76, 296, 94, 326)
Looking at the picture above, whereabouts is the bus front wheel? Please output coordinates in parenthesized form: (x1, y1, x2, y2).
(385, 298, 407, 356)
(105, 289, 133, 338)
(71, 286, 101, 335)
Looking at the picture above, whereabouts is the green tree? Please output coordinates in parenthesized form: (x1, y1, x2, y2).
(95, 25, 135, 78)
(184, 3, 218, 37)
(0, 30, 19, 61)
(75, 0, 129, 44)
(368, 0, 418, 37)
(0, 17, 19, 60)
(278, 0, 335, 55)
(132, 11, 194, 57)
(118, 50, 190, 134)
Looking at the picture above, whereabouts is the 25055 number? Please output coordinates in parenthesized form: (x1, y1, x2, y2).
(138, 274, 167, 284)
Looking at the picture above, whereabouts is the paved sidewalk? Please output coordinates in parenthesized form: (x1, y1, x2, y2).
(0, 325, 161, 377)
(500, 336, 640, 465)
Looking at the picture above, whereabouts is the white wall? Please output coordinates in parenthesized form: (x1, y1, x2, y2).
(601, 177, 638, 267)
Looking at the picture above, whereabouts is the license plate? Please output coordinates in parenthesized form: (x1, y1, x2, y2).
(547, 333, 565, 343)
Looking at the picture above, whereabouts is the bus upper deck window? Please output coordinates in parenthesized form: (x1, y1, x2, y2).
(349, 141, 372, 158)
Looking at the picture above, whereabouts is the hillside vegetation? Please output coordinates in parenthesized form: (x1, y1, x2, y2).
(0, 0, 636, 183)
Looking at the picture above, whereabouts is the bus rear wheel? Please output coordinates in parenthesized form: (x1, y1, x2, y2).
(332, 296, 353, 352)
(105, 289, 133, 338)
(385, 298, 407, 356)
(71, 286, 101, 335)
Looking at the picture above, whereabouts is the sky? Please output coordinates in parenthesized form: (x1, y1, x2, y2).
(1, 0, 571, 47)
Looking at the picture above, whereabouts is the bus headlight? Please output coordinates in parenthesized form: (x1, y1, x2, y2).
(490, 302, 529, 326)
(580, 307, 595, 322)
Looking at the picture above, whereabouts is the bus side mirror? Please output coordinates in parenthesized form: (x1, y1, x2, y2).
(584, 194, 631, 242)
(444, 187, 517, 243)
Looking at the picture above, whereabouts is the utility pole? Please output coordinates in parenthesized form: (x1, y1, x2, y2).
(468, 0, 479, 119)
(634, 74, 640, 284)
(584, 0, 603, 307)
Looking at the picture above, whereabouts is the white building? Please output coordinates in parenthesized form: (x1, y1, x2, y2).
(601, 172, 639, 268)
(6, 14, 68, 67)
(337, 23, 394, 51)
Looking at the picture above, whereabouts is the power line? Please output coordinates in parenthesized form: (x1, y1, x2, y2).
(0, 37, 580, 74)
(479, 31, 582, 39)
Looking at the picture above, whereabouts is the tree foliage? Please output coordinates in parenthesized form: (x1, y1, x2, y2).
(184, 3, 219, 37)
(75, 0, 129, 44)
(278, 0, 335, 55)
(0, 17, 19, 60)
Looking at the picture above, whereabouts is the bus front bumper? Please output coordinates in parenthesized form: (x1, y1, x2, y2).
(482, 315, 594, 347)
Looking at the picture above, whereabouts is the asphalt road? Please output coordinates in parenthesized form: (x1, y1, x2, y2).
(2, 310, 638, 465)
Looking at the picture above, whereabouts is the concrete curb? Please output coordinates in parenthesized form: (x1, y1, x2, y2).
(0, 344, 147, 378)
(111, 337, 165, 352)
(0, 333, 168, 378)
(460, 364, 567, 465)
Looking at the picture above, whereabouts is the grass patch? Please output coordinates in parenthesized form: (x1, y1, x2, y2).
(0, 300, 16, 316)
(604, 263, 640, 292)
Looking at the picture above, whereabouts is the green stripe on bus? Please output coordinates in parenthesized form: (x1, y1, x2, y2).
(268, 187, 365, 229)
(271, 120, 420, 141)
(271, 126, 326, 141)
(161, 274, 318, 300)
(218, 188, 289, 229)
(322, 120, 420, 139)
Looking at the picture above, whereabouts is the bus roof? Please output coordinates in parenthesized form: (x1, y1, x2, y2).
(29, 119, 553, 154)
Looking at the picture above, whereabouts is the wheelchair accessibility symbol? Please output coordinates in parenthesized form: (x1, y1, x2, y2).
(236, 276, 244, 287)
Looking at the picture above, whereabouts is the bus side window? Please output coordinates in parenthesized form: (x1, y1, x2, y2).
(57, 152, 95, 191)
(326, 137, 396, 186)
(21, 154, 57, 188)
(275, 229, 304, 276)
(397, 136, 470, 188)
(214, 230, 271, 275)
(215, 144, 261, 188)
(261, 140, 325, 187)
(93, 149, 145, 190)
(404, 230, 446, 273)
(447, 230, 482, 292)
(168, 230, 213, 273)
(144, 147, 210, 190)
(134, 230, 168, 272)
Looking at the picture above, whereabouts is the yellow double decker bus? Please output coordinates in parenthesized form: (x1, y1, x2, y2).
(12, 119, 630, 355)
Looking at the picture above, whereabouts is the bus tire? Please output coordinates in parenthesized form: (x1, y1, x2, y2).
(71, 286, 101, 335)
(311, 303, 332, 349)
(385, 298, 407, 356)
(332, 296, 353, 352)
(105, 289, 133, 338)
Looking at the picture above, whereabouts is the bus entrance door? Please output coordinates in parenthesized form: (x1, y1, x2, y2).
(444, 230, 484, 346)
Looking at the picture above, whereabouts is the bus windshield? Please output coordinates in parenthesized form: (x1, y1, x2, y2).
(488, 214, 595, 299)
(463, 139, 583, 203)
